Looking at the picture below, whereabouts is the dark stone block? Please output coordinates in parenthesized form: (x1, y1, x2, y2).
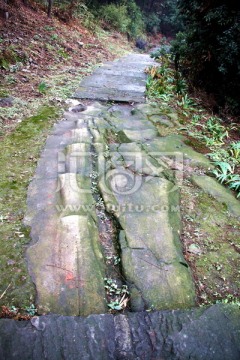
(0, 305, 239, 360)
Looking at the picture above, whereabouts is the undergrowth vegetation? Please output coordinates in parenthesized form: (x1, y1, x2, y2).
(171, 0, 240, 114)
(98, 0, 145, 38)
(147, 50, 240, 198)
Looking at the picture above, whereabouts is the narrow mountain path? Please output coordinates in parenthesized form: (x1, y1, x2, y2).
(24, 54, 196, 315)
(24, 53, 240, 316)
(1, 53, 240, 359)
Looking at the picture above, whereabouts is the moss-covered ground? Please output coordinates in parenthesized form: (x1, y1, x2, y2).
(0, 106, 60, 308)
(181, 181, 240, 304)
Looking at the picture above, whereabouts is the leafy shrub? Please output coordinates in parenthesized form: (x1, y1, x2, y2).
(172, 1, 240, 115)
(100, 3, 130, 33)
(144, 13, 161, 34)
(98, 1, 144, 38)
(125, 0, 145, 38)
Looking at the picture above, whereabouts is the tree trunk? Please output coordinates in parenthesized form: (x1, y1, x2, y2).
(47, 0, 53, 18)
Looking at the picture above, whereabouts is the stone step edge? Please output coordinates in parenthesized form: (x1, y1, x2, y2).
(0, 304, 239, 360)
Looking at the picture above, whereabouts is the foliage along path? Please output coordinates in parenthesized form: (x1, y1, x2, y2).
(1, 54, 240, 359)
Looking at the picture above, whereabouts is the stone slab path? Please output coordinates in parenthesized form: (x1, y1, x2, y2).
(73, 54, 155, 103)
(23, 53, 240, 318)
(2, 53, 239, 359)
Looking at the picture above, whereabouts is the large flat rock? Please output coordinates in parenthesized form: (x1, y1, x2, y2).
(25, 99, 198, 315)
(99, 163, 195, 310)
(192, 174, 240, 218)
(73, 54, 156, 103)
(25, 106, 109, 316)
(0, 305, 239, 360)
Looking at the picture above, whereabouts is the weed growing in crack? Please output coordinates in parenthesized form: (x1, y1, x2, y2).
(104, 278, 129, 311)
(106, 255, 121, 266)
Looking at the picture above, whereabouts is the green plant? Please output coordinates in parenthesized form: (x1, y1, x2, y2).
(38, 82, 49, 94)
(100, 4, 130, 33)
(104, 278, 129, 311)
(0, 58, 10, 70)
(106, 255, 121, 265)
(227, 175, 240, 198)
(50, 34, 59, 41)
(107, 300, 123, 311)
(191, 114, 201, 126)
(24, 304, 37, 316)
(146, 61, 175, 99)
(57, 48, 69, 59)
(44, 26, 55, 32)
(171, 0, 240, 114)
(216, 295, 240, 306)
(230, 142, 240, 159)
(125, 0, 145, 38)
(144, 12, 161, 34)
(177, 94, 196, 111)
(206, 117, 228, 143)
(208, 140, 240, 198)
(212, 161, 234, 183)
(6, 75, 17, 84)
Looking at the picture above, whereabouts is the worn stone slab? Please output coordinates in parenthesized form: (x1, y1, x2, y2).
(99, 172, 196, 310)
(73, 54, 156, 103)
(25, 105, 110, 316)
(80, 73, 146, 88)
(147, 135, 212, 169)
(27, 214, 106, 316)
(74, 86, 146, 103)
(123, 128, 157, 141)
(192, 174, 240, 218)
(110, 142, 168, 177)
(0, 305, 239, 360)
(64, 143, 92, 176)
(94, 68, 147, 78)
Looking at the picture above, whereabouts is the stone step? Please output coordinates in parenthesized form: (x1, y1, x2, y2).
(0, 305, 239, 360)
(73, 54, 156, 103)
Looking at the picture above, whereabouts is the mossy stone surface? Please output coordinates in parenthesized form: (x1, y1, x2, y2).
(100, 173, 196, 310)
(192, 175, 240, 218)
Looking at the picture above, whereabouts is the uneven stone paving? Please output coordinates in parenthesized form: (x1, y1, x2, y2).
(1, 54, 240, 359)
(24, 54, 200, 315)
(23, 53, 240, 317)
